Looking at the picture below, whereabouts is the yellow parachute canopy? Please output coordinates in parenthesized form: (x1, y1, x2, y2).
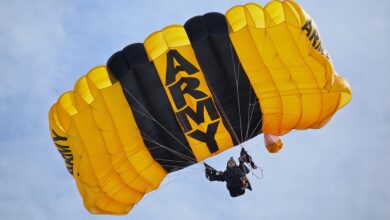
(49, 0, 351, 215)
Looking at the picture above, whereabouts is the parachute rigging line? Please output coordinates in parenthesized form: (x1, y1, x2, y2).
(229, 41, 244, 143)
(141, 132, 197, 165)
(123, 87, 194, 156)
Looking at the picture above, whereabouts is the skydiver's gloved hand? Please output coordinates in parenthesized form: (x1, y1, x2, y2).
(239, 148, 257, 170)
(204, 163, 226, 182)
(239, 148, 249, 160)
(205, 168, 221, 181)
(205, 163, 218, 181)
(205, 167, 213, 181)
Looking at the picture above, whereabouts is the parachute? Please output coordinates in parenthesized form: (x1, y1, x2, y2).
(48, 0, 351, 215)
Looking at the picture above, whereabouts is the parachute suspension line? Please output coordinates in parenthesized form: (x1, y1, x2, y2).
(244, 86, 252, 141)
(142, 132, 197, 164)
(227, 42, 263, 150)
(241, 117, 263, 150)
(198, 52, 242, 146)
(140, 168, 203, 204)
(247, 117, 263, 141)
(123, 88, 194, 156)
(155, 164, 195, 169)
(154, 158, 195, 169)
(229, 42, 244, 143)
(102, 145, 194, 166)
(153, 158, 193, 164)
(244, 85, 259, 142)
(246, 99, 259, 140)
(226, 44, 264, 175)
(142, 132, 196, 163)
(204, 76, 242, 146)
(157, 168, 204, 191)
(132, 107, 195, 157)
(204, 42, 247, 147)
(242, 99, 261, 149)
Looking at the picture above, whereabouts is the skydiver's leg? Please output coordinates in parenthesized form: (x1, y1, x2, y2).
(246, 181, 252, 191)
(242, 176, 252, 191)
(228, 186, 245, 197)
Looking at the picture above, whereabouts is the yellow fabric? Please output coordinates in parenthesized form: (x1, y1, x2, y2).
(49, 66, 167, 214)
(266, 140, 284, 153)
(226, 0, 351, 135)
(144, 25, 234, 161)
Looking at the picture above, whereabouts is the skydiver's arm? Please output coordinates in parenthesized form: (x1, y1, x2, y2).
(214, 171, 226, 181)
(206, 169, 225, 182)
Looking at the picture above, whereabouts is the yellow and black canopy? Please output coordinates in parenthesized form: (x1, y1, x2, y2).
(49, 0, 351, 215)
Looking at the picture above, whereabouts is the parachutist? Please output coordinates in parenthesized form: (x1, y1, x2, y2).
(204, 148, 256, 197)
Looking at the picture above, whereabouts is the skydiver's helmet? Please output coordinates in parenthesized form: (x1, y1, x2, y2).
(227, 157, 236, 168)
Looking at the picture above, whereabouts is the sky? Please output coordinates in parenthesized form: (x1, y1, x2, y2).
(0, 0, 389, 219)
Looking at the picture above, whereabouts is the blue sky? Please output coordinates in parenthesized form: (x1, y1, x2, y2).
(0, 0, 389, 219)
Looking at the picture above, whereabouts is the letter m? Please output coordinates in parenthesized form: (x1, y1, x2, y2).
(176, 97, 219, 133)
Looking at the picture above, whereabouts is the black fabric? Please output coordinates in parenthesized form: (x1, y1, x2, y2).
(227, 184, 246, 197)
(107, 43, 196, 172)
(225, 161, 250, 197)
(225, 161, 249, 187)
(184, 12, 263, 144)
(51, 129, 73, 175)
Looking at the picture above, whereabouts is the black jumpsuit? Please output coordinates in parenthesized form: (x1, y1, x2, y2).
(206, 160, 251, 197)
